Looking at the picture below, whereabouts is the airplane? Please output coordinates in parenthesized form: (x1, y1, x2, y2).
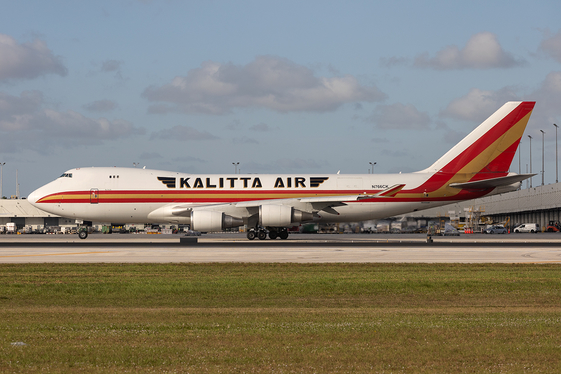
(28, 101, 535, 240)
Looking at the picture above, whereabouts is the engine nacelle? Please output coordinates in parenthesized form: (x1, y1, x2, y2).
(146, 205, 192, 224)
(259, 205, 313, 227)
(191, 210, 243, 232)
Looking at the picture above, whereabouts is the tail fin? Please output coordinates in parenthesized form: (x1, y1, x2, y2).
(421, 101, 535, 181)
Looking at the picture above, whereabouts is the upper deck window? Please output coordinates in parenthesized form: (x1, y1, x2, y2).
(59, 173, 73, 178)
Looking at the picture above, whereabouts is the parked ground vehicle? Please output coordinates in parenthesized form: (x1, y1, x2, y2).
(484, 225, 508, 234)
(546, 221, 561, 232)
(513, 223, 540, 233)
(6, 223, 16, 234)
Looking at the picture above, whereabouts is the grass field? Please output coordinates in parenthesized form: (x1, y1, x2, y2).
(1, 263, 560, 373)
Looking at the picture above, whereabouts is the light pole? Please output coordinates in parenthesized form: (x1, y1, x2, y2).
(369, 162, 376, 174)
(540, 130, 545, 186)
(554, 124, 558, 183)
(0, 162, 5, 199)
(528, 135, 533, 188)
(232, 162, 239, 174)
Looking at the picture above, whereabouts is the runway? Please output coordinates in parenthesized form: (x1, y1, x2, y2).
(1, 232, 561, 263)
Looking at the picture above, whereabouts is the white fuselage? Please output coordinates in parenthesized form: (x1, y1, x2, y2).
(27, 167, 502, 226)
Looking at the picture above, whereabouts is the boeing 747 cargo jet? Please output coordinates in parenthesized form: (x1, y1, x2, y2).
(28, 101, 535, 240)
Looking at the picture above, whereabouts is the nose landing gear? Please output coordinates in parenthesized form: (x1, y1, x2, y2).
(78, 228, 88, 239)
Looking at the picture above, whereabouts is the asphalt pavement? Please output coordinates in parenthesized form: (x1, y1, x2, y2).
(1, 232, 560, 263)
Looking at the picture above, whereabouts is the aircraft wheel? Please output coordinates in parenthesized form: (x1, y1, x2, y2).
(247, 231, 256, 240)
(258, 230, 267, 240)
(78, 230, 88, 240)
(269, 230, 278, 240)
(279, 230, 289, 240)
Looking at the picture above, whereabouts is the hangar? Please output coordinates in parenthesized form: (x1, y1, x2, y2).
(405, 182, 561, 231)
(0, 199, 78, 232)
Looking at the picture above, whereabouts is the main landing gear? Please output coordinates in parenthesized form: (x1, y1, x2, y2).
(246, 227, 289, 240)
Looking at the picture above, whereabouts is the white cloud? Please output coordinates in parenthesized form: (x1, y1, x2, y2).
(368, 103, 430, 130)
(0, 91, 142, 153)
(439, 73, 561, 139)
(142, 55, 386, 114)
(414, 32, 523, 70)
(0, 34, 67, 81)
(440, 87, 519, 122)
(539, 30, 561, 63)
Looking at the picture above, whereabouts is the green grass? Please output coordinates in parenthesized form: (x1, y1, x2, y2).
(1, 263, 561, 372)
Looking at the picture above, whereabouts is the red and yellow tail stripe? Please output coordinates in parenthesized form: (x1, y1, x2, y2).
(406, 101, 535, 197)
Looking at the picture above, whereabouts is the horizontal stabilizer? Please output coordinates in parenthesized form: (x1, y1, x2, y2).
(449, 173, 535, 190)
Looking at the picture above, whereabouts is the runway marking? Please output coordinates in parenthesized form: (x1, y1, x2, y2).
(0, 251, 113, 258)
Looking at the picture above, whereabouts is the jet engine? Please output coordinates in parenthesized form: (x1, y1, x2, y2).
(259, 205, 313, 227)
(146, 205, 242, 231)
(190, 210, 243, 232)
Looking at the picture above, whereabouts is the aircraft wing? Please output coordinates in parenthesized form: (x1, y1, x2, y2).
(300, 184, 406, 214)
(298, 184, 406, 203)
(189, 184, 409, 218)
(449, 174, 535, 190)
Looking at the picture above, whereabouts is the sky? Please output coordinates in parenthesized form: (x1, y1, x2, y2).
(2, 0, 561, 197)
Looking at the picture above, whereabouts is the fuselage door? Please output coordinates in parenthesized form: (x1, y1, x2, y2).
(90, 189, 99, 204)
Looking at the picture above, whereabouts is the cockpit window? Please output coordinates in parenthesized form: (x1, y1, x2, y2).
(59, 173, 73, 178)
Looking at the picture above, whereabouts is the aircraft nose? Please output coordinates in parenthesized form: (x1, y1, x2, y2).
(27, 188, 42, 205)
